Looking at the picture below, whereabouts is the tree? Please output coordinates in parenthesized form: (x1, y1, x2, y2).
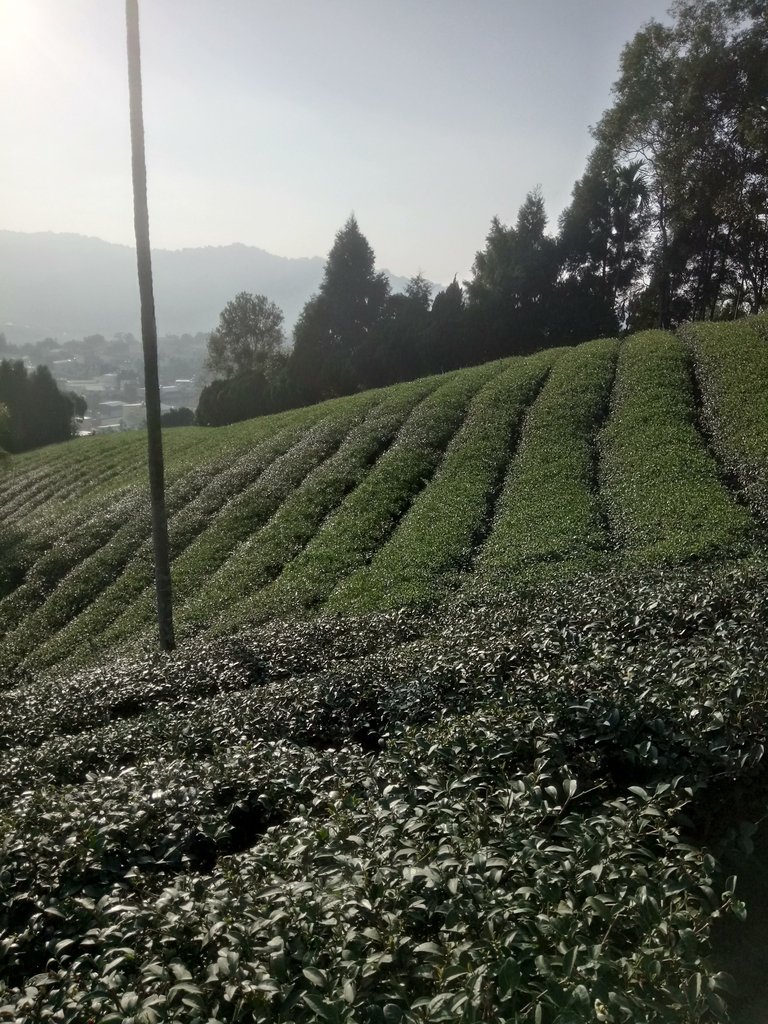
(0, 361, 78, 452)
(160, 406, 195, 427)
(197, 353, 294, 427)
(465, 189, 560, 358)
(205, 292, 286, 378)
(593, 0, 768, 325)
(559, 150, 649, 328)
(360, 273, 432, 388)
(199, 295, 293, 426)
(291, 215, 390, 402)
(68, 392, 88, 419)
(424, 278, 469, 372)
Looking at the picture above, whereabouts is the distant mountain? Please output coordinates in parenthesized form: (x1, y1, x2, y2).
(0, 231, 421, 345)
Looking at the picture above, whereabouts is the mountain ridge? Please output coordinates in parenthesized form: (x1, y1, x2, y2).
(0, 229, 421, 344)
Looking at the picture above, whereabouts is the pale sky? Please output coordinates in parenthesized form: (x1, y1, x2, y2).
(1, 0, 671, 284)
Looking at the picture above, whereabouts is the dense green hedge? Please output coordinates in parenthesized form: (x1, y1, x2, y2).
(38, 417, 329, 668)
(0, 424, 283, 630)
(1, 558, 766, 1020)
(682, 316, 768, 517)
(599, 330, 754, 563)
(328, 350, 558, 612)
(480, 337, 618, 575)
(178, 378, 440, 635)
(216, 363, 499, 631)
(2, 323, 768, 675)
(2, 426, 300, 671)
(20, 402, 373, 672)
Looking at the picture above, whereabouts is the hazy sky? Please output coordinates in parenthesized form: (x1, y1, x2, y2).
(1, 1, 671, 284)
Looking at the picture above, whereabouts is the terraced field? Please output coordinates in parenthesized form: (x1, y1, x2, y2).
(1, 316, 768, 1022)
(3, 323, 766, 672)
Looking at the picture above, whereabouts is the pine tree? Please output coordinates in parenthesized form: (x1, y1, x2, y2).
(291, 216, 389, 402)
(359, 274, 432, 388)
(465, 189, 559, 358)
(425, 279, 468, 371)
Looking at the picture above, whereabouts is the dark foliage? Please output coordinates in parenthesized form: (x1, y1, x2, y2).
(196, 358, 294, 426)
(0, 559, 767, 1019)
(160, 407, 196, 427)
(0, 361, 77, 452)
(291, 216, 390, 404)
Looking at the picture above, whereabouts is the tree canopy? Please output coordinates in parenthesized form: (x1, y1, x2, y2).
(591, 0, 768, 326)
(0, 402, 11, 455)
(0, 361, 79, 452)
(291, 216, 390, 403)
(205, 292, 286, 379)
(465, 189, 561, 358)
(196, 4, 767, 431)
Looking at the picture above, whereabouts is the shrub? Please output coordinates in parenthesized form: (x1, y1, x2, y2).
(328, 349, 558, 612)
(177, 378, 440, 635)
(682, 315, 768, 517)
(217, 362, 500, 630)
(599, 330, 754, 563)
(1, 558, 766, 1020)
(480, 336, 618, 575)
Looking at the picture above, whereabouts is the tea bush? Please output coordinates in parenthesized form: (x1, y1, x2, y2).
(599, 331, 754, 563)
(480, 337, 618, 574)
(1, 559, 767, 1020)
(683, 315, 768, 517)
(3, 325, 768, 672)
(178, 378, 440, 634)
(21, 404, 373, 672)
(217, 362, 500, 631)
(328, 350, 557, 612)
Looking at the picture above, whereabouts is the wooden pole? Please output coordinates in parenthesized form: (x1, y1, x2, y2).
(125, 0, 175, 651)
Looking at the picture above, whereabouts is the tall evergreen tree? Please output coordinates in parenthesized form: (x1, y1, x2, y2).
(360, 273, 432, 388)
(465, 189, 560, 358)
(0, 361, 77, 452)
(558, 150, 648, 329)
(291, 216, 390, 402)
(423, 279, 468, 372)
(0, 402, 10, 455)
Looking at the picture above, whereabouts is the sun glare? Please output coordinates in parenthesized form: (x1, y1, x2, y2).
(0, 1, 51, 73)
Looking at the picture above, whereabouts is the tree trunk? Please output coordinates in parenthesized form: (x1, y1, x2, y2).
(657, 187, 672, 329)
(125, 0, 175, 652)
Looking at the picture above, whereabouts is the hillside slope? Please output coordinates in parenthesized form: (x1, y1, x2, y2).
(2, 316, 768, 1022)
(1, 317, 766, 673)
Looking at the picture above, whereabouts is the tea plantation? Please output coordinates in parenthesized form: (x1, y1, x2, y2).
(1, 318, 768, 1022)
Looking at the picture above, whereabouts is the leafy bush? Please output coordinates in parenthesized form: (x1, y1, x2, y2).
(328, 349, 558, 612)
(480, 337, 618, 575)
(177, 378, 440, 635)
(20, 401, 374, 672)
(20, 418, 322, 671)
(4, 325, 768, 673)
(599, 331, 754, 563)
(216, 362, 500, 630)
(1, 558, 767, 1020)
(682, 315, 768, 517)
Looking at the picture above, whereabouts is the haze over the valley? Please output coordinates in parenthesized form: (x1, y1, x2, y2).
(0, 230, 417, 343)
(1, 0, 671, 331)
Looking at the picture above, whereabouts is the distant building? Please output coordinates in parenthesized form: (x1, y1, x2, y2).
(97, 400, 124, 419)
(121, 403, 146, 428)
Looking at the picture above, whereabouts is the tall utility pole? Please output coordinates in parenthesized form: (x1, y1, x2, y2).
(125, 0, 175, 651)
